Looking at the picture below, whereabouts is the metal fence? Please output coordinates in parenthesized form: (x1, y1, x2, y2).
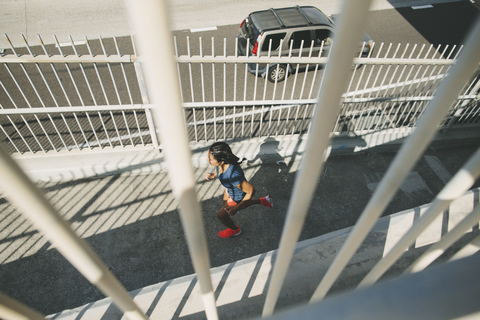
(1, 30, 480, 154)
(1, 0, 480, 319)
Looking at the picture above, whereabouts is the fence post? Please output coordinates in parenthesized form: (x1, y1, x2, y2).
(444, 69, 480, 131)
(134, 61, 159, 150)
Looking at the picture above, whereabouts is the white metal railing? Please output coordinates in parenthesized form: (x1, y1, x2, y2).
(1, 32, 480, 154)
(1, 1, 480, 320)
(0, 33, 158, 154)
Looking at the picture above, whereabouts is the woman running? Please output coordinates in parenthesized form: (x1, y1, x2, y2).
(205, 142, 273, 239)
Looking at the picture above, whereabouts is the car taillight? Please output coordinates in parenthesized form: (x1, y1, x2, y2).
(240, 19, 245, 28)
(252, 41, 259, 56)
(252, 34, 263, 56)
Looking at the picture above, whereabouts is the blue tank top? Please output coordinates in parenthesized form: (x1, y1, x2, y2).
(216, 164, 247, 202)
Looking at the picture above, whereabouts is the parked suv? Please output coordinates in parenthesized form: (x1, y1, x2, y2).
(237, 5, 374, 82)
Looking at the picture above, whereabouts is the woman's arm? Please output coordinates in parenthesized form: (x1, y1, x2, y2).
(205, 171, 217, 180)
(226, 180, 255, 215)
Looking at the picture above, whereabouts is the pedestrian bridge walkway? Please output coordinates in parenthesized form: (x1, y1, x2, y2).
(49, 186, 480, 319)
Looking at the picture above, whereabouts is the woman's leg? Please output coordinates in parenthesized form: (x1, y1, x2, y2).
(217, 202, 238, 229)
(235, 187, 261, 210)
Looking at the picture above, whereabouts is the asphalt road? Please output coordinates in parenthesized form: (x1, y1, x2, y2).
(173, 1, 479, 103)
(2, 2, 478, 154)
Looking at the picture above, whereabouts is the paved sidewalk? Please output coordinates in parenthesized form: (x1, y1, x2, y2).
(1, 131, 479, 316)
(48, 187, 480, 319)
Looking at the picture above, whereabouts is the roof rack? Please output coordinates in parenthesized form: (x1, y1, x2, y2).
(269, 8, 286, 28)
(295, 5, 313, 25)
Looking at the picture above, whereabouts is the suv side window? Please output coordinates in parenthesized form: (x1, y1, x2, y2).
(291, 30, 313, 49)
(315, 29, 332, 46)
(261, 33, 286, 52)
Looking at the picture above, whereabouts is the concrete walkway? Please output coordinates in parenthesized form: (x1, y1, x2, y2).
(48, 187, 480, 319)
(1, 128, 479, 318)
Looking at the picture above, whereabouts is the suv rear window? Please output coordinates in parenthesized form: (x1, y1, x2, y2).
(242, 17, 261, 43)
(261, 33, 286, 52)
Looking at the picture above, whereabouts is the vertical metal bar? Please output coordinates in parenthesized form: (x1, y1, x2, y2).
(399, 45, 433, 128)
(262, 0, 374, 316)
(242, 58, 249, 138)
(52, 34, 88, 150)
(37, 35, 75, 150)
(47, 54, 81, 150)
(174, 36, 183, 103)
(36, 33, 50, 56)
(0, 112, 33, 153)
(59, 36, 95, 150)
(379, 43, 411, 130)
(448, 72, 480, 128)
(20, 33, 35, 56)
(358, 146, 480, 288)
(174, 36, 189, 143)
(251, 38, 263, 138)
(292, 41, 315, 135)
(84, 35, 114, 148)
(283, 40, 304, 135)
(223, 38, 227, 140)
(301, 44, 324, 133)
(362, 43, 393, 131)
(310, 16, 480, 303)
(0, 123, 22, 154)
(199, 38, 208, 141)
(350, 43, 377, 131)
(0, 72, 44, 153)
(264, 41, 273, 137)
(187, 37, 195, 103)
(233, 38, 240, 139)
(28, 64, 69, 150)
(391, 44, 419, 128)
(14, 63, 58, 151)
(370, 43, 397, 130)
(126, 1, 218, 319)
(357, 42, 382, 131)
(114, 36, 136, 146)
(3, 63, 54, 152)
(272, 39, 284, 136)
(187, 37, 198, 142)
(270, 40, 279, 100)
(3, 33, 19, 57)
(212, 37, 217, 141)
(99, 36, 126, 148)
(135, 64, 158, 148)
(22, 34, 68, 150)
(0, 147, 148, 320)
(69, 35, 103, 148)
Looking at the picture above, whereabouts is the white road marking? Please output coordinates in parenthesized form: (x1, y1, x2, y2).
(190, 26, 218, 33)
(56, 40, 86, 47)
(400, 171, 432, 195)
(411, 5, 433, 9)
(424, 155, 452, 184)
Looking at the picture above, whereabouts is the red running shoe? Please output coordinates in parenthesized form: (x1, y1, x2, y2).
(260, 195, 273, 208)
(219, 227, 241, 239)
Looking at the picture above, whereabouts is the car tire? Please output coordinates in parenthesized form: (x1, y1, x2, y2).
(267, 65, 287, 83)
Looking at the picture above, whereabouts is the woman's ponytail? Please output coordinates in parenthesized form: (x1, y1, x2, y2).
(209, 142, 245, 165)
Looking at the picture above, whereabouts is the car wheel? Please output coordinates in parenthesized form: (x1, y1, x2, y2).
(267, 65, 287, 83)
